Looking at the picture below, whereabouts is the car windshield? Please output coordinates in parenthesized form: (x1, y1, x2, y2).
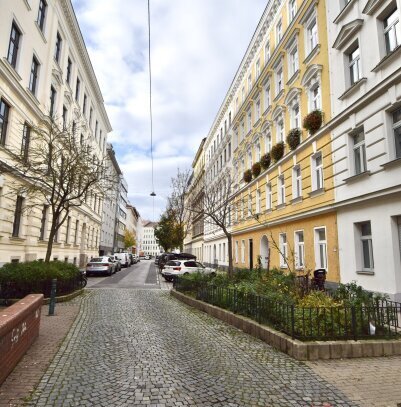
(91, 258, 105, 263)
(195, 262, 205, 268)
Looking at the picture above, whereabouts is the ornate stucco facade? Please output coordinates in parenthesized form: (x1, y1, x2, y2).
(0, 0, 111, 266)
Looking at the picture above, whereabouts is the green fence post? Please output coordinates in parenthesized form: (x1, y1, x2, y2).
(351, 306, 357, 341)
(48, 278, 57, 316)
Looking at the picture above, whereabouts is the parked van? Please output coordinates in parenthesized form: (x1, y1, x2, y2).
(113, 252, 130, 268)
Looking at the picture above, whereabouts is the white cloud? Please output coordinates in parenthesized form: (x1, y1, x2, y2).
(72, 0, 267, 219)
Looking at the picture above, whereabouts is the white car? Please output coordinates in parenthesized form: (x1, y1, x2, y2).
(86, 256, 116, 276)
(113, 252, 130, 268)
(162, 260, 216, 282)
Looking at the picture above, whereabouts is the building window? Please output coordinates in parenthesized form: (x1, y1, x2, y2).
(0, 98, 10, 146)
(54, 32, 62, 63)
(265, 132, 272, 153)
(279, 233, 288, 267)
(266, 182, 272, 210)
(264, 81, 271, 110)
(384, 8, 400, 54)
(315, 227, 327, 269)
(275, 66, 284, 95)
(75, 77, 80, 101)
(306, 15, 318, 54)
(265, 42, 271, 64)
(291, 103, 301, 128)
(248, 74, 252, 92)
(312, 152, 324, 191)
(248, 149, 253, 168)
(12, 196, 24, 237)
(358, 221, 374, 271)
(29, 56, 40, 95)
(256, 189, 261, 213)
(309, 83, 321, 111)
(292, 165, 302, 199)
(49, 86, 57, 116)
(83, 94, 87, 115)
(65, 216, 71, 244)
(256, 140, 261, 161)
(241, 240, 245, 263)
(39, 205, 48, 240)
(66, 57, 72, 84)
(256, 59, 260, 78)
(37, 0, 47, 31)
(353, 130, 366, 174)
(278, 175, 285, 205)
(255, 98, 261, 123)
(62, 105, 68, 129)
(392, 107, 401, 158)
(247, 110, 252, 131)
(295, 231, 305, 269)
(276, 117, 284, 143)
(276, 19, 283, 44)
(21, 123, 31, 162)
(349, 44, 361, 85)
(7, 22, 21, 69)
(288, 41, 299, 77)
(289, 0, 297, 22)
(247, 193, 252, 217)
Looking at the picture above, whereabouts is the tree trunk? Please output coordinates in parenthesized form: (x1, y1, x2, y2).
(45, 213, 58, 262)
(227, 233, 233, 278)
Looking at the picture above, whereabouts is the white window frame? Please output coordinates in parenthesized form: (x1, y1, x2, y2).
(256, 140, 261, 161)
(266, 182, 272, 210)
(248, 193, 252, 217)
(256, 189, 261, 214)
(235, 241, 239, 263)
(384, 8, 400, 55)
(278, 175, 285, 205)
(348, 43, 361, 85)
(255, 98, 261, 123)
(276, 18, 283, 44)
(292, 165, 302, 199)
(264, 81, 271, 111)
(306, 13, 318, 55)
(275, 65, 284, 96)
(265, 41, 271, 63)
(241, 240, 245, 263)
(314, 227, 327, 270)
(288, 39, 299, 77)
(289, 0, 297, 22)
(279, 233, 288, 268)
(392, 107, 401, 159)
(358, 221, 374, 271)
(352, 130, 367, 174)
(248, 148, 253, 168)
(247, 109, 252, 132)
(276, 116, 285, 143)
(309, 82, 321, 111)
(256, 59, 260, 78)
(294, 230, 305, 269)
(265, 131, 272, 153)
(311, 152, 324, 191)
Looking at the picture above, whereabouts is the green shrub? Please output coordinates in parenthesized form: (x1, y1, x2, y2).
(332, 281, 389, 306)
(0, 261, 80, 284)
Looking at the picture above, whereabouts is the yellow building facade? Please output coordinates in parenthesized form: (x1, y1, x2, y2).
(230, 0, 339, 281)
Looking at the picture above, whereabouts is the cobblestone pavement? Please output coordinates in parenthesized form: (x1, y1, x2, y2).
(28, 289, 357, 407)
(0, 301, 81, 407)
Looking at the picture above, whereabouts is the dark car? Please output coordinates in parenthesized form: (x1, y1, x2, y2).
(158, 252, 196, 271)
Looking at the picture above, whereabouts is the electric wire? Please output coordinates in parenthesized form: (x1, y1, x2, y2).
(147, 0, 155, 197)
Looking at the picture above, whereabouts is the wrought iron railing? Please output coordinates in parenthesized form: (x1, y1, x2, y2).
(174, 278, 401, 341)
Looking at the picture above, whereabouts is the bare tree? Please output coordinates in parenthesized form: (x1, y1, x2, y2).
(167, 169, 193, 251)
(190, 169, 236, 276)
(0, 117, 114, 262)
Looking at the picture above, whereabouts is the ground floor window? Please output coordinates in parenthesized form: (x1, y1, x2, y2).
(241, 240, 245, 263)
(279, 233, 287, 268)
(314, 227, 327, 269)
(235, 241, 239, 263)
(357, 221, 374, 271)
(294, 230, 305, 269)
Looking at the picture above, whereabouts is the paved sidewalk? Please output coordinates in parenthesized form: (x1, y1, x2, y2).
(0, 301, 81, 407)
(28, 289, 357, 406)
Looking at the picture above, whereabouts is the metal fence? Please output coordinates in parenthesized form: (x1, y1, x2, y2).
(0, 274, 84, 301)
(174, 279, 401, 341)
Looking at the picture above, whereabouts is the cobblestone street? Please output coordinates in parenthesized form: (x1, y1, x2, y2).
(28, 289, 357, 407)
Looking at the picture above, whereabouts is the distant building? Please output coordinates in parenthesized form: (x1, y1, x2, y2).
(126, 204, 140, 254)
(142, 221, 162, 257)
(115, 176, 128, 252)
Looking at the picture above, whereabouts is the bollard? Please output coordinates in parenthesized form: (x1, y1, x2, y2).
(48, 278, 57, 315)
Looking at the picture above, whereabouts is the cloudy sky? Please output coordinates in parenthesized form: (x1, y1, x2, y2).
(71, 0, 267, 221)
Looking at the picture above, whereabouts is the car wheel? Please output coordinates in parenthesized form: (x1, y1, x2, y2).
(108, 267, 112, 276)
(184, 272, 189, 276)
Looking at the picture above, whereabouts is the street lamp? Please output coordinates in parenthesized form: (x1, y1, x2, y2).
(150, 192, 156, 196)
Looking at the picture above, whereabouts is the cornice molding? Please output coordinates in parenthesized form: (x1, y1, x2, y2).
(333, 19, 364, 50)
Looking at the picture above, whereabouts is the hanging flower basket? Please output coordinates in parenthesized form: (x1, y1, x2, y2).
(243, 169, 252, 183)
(252, 162, 261, 178)
(260, 153, 271, 170)
(271, 142, 285, 162)
(286, 128, 302, 150)
(303, 110, 323, 134)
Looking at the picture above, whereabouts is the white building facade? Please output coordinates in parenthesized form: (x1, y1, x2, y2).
(0, 0, 111, 266)
(142, 221, 162, 257)
(327, 0, 401, 300)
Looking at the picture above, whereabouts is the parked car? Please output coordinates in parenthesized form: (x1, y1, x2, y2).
(113, 252, 130, 268)
(158, 252, 196, 271)
(133, 254, 139, 263)
(144, 255, 150, 260)
(86, 256, 116, 276)
(128, 253, 134, 265)
(155, 255, 160, 265)
(109, 255, 121, 271)
(162, 260, 216, 282)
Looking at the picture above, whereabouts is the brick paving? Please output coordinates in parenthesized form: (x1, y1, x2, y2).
(0, 301, 81, 407)
(28, 289, 357, 406)
(307, 357, 401, 407)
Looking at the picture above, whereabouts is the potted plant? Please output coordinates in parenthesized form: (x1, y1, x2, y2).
(243, 169, 252, 183)
(260, 153, 271, 170)
(286, 128, 301, 150)
(303, 110, 323, 134)
(271, 142, 285, 162)
(252, 162, 261, 178)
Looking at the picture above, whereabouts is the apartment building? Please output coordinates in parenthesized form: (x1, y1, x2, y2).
(142, 221, 162, 257)
(0, 0, 111, 266)
(183, 138, 206, 262)
(326, 0, 401, 300)
(115, 175, 128, 252)
(126, 203, 140, 254)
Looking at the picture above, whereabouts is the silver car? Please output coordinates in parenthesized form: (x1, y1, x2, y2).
(86, 256, 116, 276)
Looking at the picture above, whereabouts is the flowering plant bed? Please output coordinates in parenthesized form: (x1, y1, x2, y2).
(252, 162, 261, 178)
(260, 153, 271, 169)
(303, 110, 323, 134)
(286, 128, 301, 150)
(243, 169, 252, 183)
(270, 142, 285, 162)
